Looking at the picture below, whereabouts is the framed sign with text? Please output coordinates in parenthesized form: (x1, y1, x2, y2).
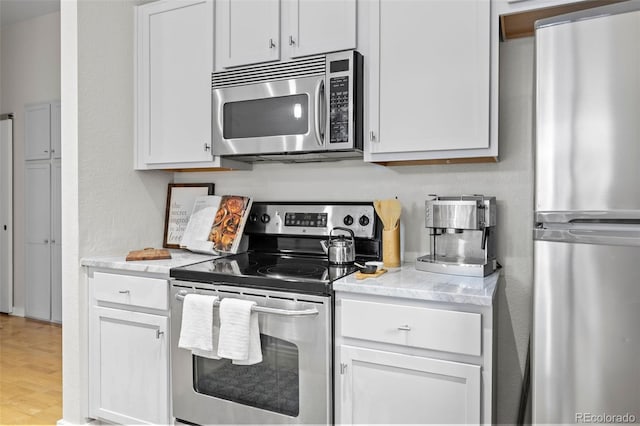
(163, 183, 215, 248)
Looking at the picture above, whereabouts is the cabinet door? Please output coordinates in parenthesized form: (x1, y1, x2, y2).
(25, 162, 51, 321)
(287, 0, 356, 58)
(89, 307, 169, 425)
(368, 0, 490, 158)
(50, 160, 61, 323)
(25, 104, 51, 160)
(50, 101, 61, 159)
(0, 118, 12, 314)
(338, 345, 481, 425)
(218, 0, 280, 67)
(138, 0, 214, 165)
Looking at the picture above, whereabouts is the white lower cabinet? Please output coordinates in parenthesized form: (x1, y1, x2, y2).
(25, 160, 61, 323)
(335, 292, 494, 425)
(339, 345, 480, 424)
(88, 271, 170, 425)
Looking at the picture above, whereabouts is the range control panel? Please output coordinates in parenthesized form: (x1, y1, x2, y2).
(245, 203, 376, 239)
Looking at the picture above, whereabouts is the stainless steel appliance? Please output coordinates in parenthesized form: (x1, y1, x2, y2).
(170, 202, 381, 425)
(212, 50, 363, 163)
(416, 195, 497, 277)
(533, 3, 640, 423)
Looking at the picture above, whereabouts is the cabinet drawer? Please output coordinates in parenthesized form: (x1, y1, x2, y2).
(91, 272, 168, 310)
(341, 299, 481, 356)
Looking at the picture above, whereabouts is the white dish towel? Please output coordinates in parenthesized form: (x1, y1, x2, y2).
(178, 293, 221, 359)
(217, 298, 263, 365)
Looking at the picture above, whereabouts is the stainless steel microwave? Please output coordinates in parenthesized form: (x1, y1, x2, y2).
(212, 50, 363, 163)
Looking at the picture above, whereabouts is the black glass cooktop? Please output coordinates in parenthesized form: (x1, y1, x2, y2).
(170, 252, 358, 295)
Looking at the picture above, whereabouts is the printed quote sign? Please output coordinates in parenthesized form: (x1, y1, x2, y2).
(163, 184, 214, 248)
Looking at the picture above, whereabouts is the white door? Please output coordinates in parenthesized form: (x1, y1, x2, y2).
(369, 0, 490, 155)
(25, 162, 51, 321)
(338, 345, 481, 424)
(25, 103, 51, 160)
(90, 307, 169, 425)
(287, 0, 356, 58)
(50, 160, 62, 323)
(217, 0, 281, 67)
(0, 118, 12, 314)
(139, 0, 214, 165)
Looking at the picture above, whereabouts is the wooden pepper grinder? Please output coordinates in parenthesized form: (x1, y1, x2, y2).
(374, 199, 401, 268)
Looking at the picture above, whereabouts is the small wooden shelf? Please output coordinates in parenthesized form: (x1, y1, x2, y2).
(500, 0, 626, 40)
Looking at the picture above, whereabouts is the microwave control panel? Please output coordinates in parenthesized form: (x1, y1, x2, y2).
(329, 76, 350, 144)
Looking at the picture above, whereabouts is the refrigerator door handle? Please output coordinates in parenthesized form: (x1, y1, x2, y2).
(536, 211, 640, 224)
(534, 228, 640, 246)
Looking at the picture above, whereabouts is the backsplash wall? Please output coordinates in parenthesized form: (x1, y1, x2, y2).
(176, 38, 535, 425)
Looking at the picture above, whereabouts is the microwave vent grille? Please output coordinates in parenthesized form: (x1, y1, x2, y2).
(212, 55, 326, 89)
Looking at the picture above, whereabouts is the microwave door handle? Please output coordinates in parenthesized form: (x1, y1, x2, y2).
(314, 79, 325, 146)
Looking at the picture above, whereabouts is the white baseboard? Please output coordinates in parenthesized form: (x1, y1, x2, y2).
(10, 306, 24, 317)
(57, 419, 97, 426)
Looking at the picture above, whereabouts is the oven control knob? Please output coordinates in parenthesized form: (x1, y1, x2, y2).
(249, 213, 259, 223)
(359, 215, 370, 226)
(261, 213, 271, 224)
(343, 215, 354, 226)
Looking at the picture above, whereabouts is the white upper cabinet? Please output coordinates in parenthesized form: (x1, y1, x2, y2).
(24, 103, 51, 161)
(135, 0, 249, 170)
(287, 0, 356, 58)
(50, 101, 61, 159)
(366, 0, 496, 163)
(216, 0, 356, 69)
(217, 0, 281, 68)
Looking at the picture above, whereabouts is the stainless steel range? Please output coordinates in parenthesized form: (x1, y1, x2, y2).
(170, 202, 381, 425)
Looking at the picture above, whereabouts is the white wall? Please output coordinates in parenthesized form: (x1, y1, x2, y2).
(0, 11, 61, 315)
(173, 38, 536, 425)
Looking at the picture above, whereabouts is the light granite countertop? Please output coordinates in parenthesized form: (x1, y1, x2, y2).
(81, 250, 218, 276)
(333, 263, 500, 306)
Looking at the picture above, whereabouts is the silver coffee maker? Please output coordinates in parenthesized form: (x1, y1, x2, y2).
(416, 195, 497, 277)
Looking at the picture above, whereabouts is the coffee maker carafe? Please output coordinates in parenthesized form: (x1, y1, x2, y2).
(416, 195, 497, 277)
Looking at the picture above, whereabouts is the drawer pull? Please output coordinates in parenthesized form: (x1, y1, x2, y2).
(118, 290, 130, 294)
(397, 325, 411, 331)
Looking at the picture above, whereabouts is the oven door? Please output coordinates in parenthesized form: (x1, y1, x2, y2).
(212, 75, 326, 157)
(171, 282, 332, 425)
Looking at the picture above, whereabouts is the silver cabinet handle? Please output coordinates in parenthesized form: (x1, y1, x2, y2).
(289, 35, 295, 46)
(118, 290, 130, 294)
(370, 131, 377, 142)
(203, 143, 211, 152)
(44, 239, 49, 244)
(44, 149, 49, 153)
(51, 239, 56, 243)
(340, 363, 348, 374)
(269, 38, 276, 49)
(397, 325, 411, 331)
(156, 330, 164, 339)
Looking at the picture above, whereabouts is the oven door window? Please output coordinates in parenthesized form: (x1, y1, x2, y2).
(193, 334, 299, 417)
(223, 94, 308, 139)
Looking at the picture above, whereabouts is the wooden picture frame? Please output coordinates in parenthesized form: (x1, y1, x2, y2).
(163, 183, 214, 248)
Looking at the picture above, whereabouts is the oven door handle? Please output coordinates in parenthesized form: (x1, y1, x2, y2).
(175, 291, 319, 317)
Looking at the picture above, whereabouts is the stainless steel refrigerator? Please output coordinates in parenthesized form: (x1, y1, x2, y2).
(534, 3, 640, 424)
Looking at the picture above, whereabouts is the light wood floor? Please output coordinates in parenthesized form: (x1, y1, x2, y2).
(0, 314, 62, 425)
